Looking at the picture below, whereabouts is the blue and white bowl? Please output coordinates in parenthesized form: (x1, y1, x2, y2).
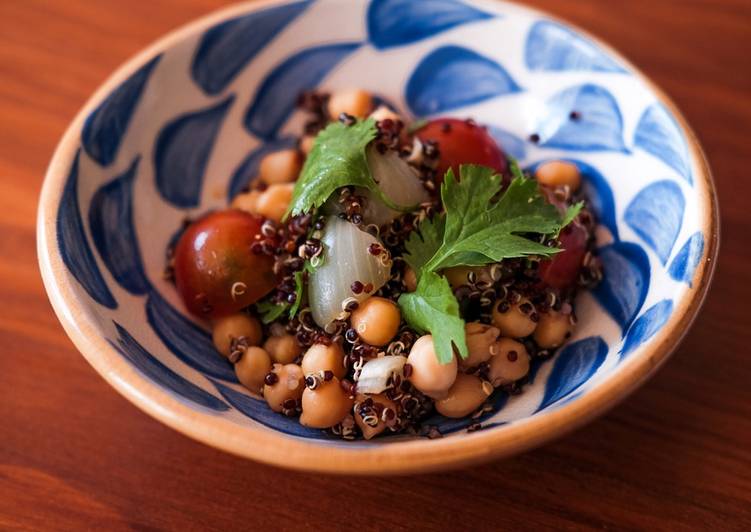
(38, 0, 718, 473)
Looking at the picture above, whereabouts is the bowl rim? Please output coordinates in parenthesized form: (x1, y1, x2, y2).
(36, 0, 719, 475)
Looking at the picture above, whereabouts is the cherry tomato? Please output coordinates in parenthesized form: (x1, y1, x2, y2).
(416, 118, 507, 181)
(173, 210, 276, 318)
(538, 221, 588, 290)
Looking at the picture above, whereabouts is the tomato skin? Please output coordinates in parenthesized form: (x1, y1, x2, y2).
(416, 118, 507, 181)
(173, 210, 276, 318)
(538, 221, 588, 290)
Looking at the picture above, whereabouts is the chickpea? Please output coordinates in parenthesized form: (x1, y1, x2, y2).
(487, 338, 530, 387)
(535, 160, 581, 191)
(301, 342, 346, 379)
(403, 266, 417, 292)
(259, 149, 302, 185)
(327, 88, 373, 119)
(534, 310, 574, 349)
(368, 105, 401, 123)
(264, 333, 303, 364)
(300, 135, 315, 155)
(350, 296, 401, 347)
(263, 363, 304, 412)
(435, 374, 492, 418)
(234, 346, 272, 394)
(444, 265, 493, 289)
(300, 377, 354, 428)
(461, 322, 500, 369)
(255, 183, 294, 222)
(230, 190, 262, 215)
(406, 335, 457, 399)
(211, 313, 262, 358)
(354, 393, 397, 440)
(492, 297, 538, 338)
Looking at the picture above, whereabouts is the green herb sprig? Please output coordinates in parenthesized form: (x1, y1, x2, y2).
(398, 164, 581, 363)
(285, 119, 413, 219)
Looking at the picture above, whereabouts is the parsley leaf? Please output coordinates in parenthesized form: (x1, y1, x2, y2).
(397, 271, 467, 364)
(429, 166, 563, 270)
(404, 165, 564, 276)
(402, 214, 444, 274)
(289, 262, 315, 318)
(558, 201, 584, 236)
(256, 300, 288, 324)
(400, 163, 581, 361)
(286, 118, 409, 218)
(255, 262, 313, 322)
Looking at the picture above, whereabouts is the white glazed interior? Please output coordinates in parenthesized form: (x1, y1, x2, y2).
(38, 0, 716, 472)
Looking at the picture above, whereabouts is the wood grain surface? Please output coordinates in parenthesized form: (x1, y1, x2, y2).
(1, 0, 750, 529)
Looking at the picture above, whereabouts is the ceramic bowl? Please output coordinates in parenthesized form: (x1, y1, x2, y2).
(37, 0, 718, 474)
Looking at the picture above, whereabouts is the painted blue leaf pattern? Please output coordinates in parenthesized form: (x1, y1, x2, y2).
(525, 21, 626, 73)
(624, 180, 685, 265)
(82, 55, 161, 166)
(146, 291, 238, 382)
(211, 379, 333, 439)
(406, 45, 521, 116)
(155, 95, 235, 208)
(57, 150, 117, 309)
(367, 0, 493, 49)
(422, 389, 509, 435)
(111, 322, 228, 411)
(244, 43, 361, 139)
(191, 1, 312, 95)
(538, 336, 608, 411)
(592, 242, 650, 332)
(56, 1, 703, 439)
(88, 156, 151, 295)
(669, 232, 704, 286)
(536, 83, 627, 152)
(634, 103, 692, 184)
(620, 300, 673, 357)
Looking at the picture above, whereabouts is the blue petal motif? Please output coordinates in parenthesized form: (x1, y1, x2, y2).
(487, 126, 527, 161)
(423, 389, 509, 435)
(406, 46, 521, 116)
(57, 150, 117, 309)
(88, 157, 151, 295)
(155, 95, 235, 208)
(82, 56, 161, 166)
(669, 232, 704, 286)
(525, 21, 626, 73)
(244, 43, 361, 139)
(367, 0, 494, 49)
(211, 379, 334, 439)
(592, 242, 650, 331)
(111, 322, 228, 411)
(634, 103, 692, 184)
(538, 336, 608, 411)
(191, 1, 312, 95)
(146, 291, 238, 382)
(624, 180, 685, 264)
(536, 84, 627, 152)
(620, 300, 673, 357)
(526, 159, 618, 240)
(227, 137, 297, 200)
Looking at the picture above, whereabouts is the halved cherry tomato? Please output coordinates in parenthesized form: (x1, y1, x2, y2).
(416, 118, 507, 181)
(173, 210, 276, 318)
(538, 221, 588, 290)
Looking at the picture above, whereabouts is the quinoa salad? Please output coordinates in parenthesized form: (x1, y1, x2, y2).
(166, 88, 602, 440)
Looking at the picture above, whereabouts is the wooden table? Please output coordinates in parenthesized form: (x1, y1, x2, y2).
(1, 0, 749, 529)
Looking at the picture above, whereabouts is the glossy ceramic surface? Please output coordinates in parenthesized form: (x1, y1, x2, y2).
(38, 0, 717, 473)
